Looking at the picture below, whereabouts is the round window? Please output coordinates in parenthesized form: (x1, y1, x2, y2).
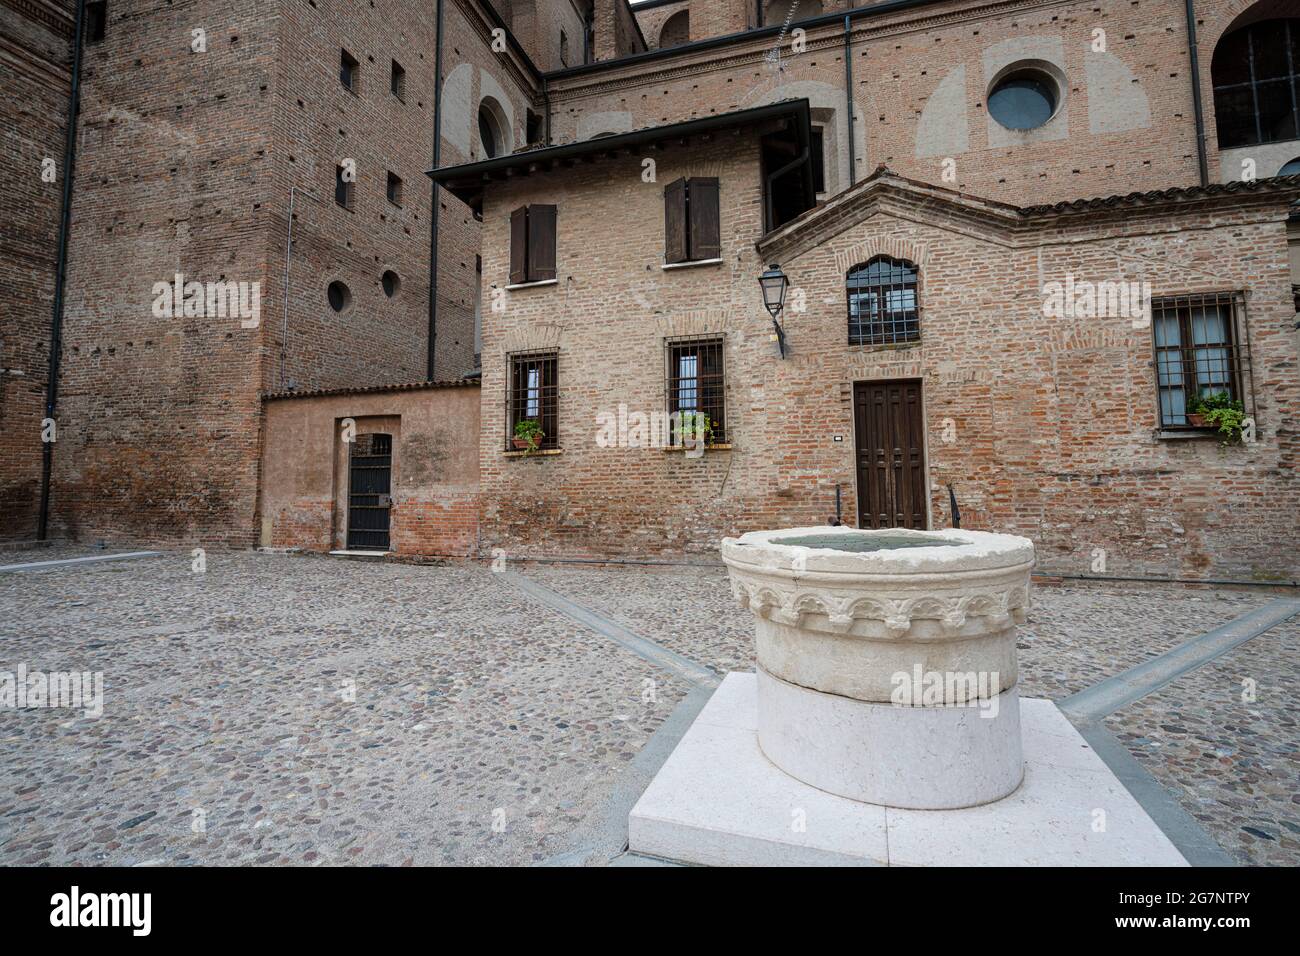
(1280, 157, 1300, 176)
(327, 280, 352, 314)
(988, 69, 1059, 130)
(382, 270, 400, 298)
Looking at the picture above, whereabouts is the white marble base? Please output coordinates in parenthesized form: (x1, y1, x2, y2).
(757, 666, 1024, 809)
(629, 673, 1188, 867)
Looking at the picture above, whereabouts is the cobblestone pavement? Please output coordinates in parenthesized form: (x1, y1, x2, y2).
(522, 562, 1272, 699)
(1, 550, 1294, 866)
(1105, 619, 1300, 867)
(0, 552, 685, 866)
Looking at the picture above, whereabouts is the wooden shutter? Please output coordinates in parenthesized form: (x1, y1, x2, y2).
(688, 178, 720, 261)
(664, 178, 687, 264)
(527, 204, 557, 282)
(509, 207, 527, 285)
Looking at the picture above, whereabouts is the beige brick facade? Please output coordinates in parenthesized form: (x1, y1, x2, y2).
(6, 0, 1300, 581)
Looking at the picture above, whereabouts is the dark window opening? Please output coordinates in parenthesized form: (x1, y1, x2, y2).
(386, 171, 403, 206)
(479, 106, 501, 158)
(526, 109, 544, 145)
(560, 30, 569, 68)
(761, 125, 816, 231)
(327, 280, 352, 314)
(847, 257, 920, 346)
(1152, 292, 1248, 429)
(340, 49, 359, 91)
(811, 127, 826, 194)
(86, 1, 107, 43)
(335, 164, 353, 209)
(666, 337, 727, 445)
(1212, 19, 1300, 149)
(391, 60, 406, 100)
(664, 178, 721, 264)
(509, 204, 557, 284)
(507, 352, 559, 451)
(381, 270, 400, 298)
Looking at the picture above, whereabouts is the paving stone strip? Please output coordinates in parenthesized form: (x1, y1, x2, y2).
(1059, 598, 1300, 721)
(0, 551, 162, 573)
(503, 571, 721, 689)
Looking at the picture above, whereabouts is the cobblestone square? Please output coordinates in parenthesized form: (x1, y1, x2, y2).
(0, 550, 1295, 866)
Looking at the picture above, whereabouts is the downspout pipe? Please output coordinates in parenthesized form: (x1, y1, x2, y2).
(427, 0, 446, 381)
(38, 0, 87, 541)
(1184, 0, 1210, 187)
(843, 14, 856, 186)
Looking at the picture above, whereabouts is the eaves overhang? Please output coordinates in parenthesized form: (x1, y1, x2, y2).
(429, 98, 813, 210)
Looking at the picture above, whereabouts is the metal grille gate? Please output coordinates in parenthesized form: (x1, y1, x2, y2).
(347, 433, 392, 551)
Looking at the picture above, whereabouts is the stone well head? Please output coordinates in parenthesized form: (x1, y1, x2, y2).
(721, 526, 1036, 810)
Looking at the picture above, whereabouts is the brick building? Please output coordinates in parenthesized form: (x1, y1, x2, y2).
(5, 0, 1300, 580)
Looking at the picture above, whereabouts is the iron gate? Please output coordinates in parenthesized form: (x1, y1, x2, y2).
(347, 433, 392, 551)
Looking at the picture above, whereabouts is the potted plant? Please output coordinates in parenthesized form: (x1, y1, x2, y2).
(1200, 394, 1247, 444)
(1185, 394, 1208, 427)
(512, 419, 544, 451)
(677, 411, 714, 447)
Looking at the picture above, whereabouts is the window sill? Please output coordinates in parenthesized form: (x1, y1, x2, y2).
(847, 340, 922, 351)
(662, 443, 732, 452)
(1156, 428, 1221, 441)
(662, 258, 723, 271)
(504, 447, 563, 458)
(504, 279, 558, 291)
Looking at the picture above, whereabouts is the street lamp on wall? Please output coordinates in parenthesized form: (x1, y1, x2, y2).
(759, 263, 790, 358)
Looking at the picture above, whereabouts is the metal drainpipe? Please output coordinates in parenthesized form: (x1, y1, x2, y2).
(843, 14, 856, 186)
(1184, 0, 1210, 186)
(37, 0, 87, 541)
(427, 0, 446, 381)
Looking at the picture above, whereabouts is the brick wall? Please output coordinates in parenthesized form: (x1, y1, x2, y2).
(0, 0, 73, 539)
(475, 131, 1300, 580)
(548, 0, 1221, 205)
(43, 0, 525, 546)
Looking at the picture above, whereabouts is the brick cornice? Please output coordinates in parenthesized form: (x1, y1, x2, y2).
(0, 0, 74, 37)
(0, 31, 71, 85)
(759, 170, 1300, 262)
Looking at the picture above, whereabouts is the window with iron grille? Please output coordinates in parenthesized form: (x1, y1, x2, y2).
(1211, 18, 1300, 149)
(507, 352, 559, 450)
(666, 337, 726, 445)
(847, 256, 920, 346)
(1152, 292, 1251, 429)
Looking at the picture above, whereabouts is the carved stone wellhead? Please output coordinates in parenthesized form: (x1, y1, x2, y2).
(721, 526, 1036, 809)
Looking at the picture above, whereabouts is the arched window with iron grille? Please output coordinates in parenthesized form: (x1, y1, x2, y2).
(847, 256, 920, 346)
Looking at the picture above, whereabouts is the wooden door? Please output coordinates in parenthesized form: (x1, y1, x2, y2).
(853, 380, 927, 529)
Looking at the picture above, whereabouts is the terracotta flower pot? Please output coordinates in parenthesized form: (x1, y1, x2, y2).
(511, 437, 534, 450)
(1186, 413, 1207, 427)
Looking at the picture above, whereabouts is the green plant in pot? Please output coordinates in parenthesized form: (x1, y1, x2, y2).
(512, 418, 544, 451)
(677, 411, 714, 447)
(1187, 392, 1246, 443)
